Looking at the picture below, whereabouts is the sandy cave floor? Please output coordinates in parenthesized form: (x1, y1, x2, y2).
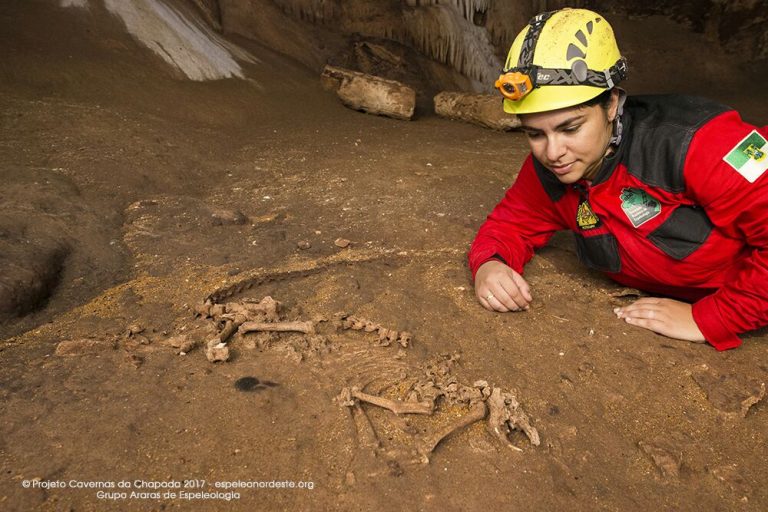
(2, 3, 768, 511)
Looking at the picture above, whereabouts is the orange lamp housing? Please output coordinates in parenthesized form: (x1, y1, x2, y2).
(494, 71, 534, 101)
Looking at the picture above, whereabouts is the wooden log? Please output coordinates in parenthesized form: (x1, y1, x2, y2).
(321, 65, 415, 121)
(433, 91, 520, 131)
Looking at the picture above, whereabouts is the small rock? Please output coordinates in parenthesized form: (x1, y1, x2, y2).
(127, 324, 145, 337)
(178, 339, 198, 355)
(710, 464, 752, 496)
(125, 353, 145, 368)
(297, 240, 311, 250)
(691, 367, 765, 417)
(334, 238, 350, 248)
(134, 334, 150, 345)
(211, 209, 248, 226)
(638, 440, 682, 478)
(166, 335, 188, 348)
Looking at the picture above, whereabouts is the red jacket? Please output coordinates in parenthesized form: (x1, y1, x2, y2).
(469, 95, 768, 350)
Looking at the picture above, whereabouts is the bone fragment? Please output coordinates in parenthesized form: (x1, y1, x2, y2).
(214, 316, 246, 344)
(418, 400, 488, 463)
(351, 403, 380, 451)
(487, 387, 540, 449)
(377, 328, 398, 346)
(229, 296, 280, 321)
(341, 315, 411, 347)
(203, 314, 247, 363)
(196, 296, 279, 322)
(342, 316, 379, 331)
(351, 388, 434, 415)
(239, 320, 315, 335)
(205, 340, 230, 362)
(194, 301, 213, 318)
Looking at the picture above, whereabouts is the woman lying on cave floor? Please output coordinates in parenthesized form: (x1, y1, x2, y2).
(469, 8, 768, 350)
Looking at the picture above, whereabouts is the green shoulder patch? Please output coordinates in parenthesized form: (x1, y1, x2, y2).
(620, 188, 660, 228)
(723, 130, 768, 183)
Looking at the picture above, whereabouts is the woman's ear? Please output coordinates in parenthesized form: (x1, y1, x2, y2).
(607, 89, 621, 123)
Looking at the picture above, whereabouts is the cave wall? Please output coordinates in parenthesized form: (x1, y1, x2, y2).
(587, 0, 768, 62)
(188, 0, 767, 94)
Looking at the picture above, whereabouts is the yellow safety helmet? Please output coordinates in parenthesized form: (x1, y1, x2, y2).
(495, 8, 627, 114)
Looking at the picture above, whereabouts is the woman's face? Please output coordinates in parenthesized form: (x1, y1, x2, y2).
(518, 91, 619, 184)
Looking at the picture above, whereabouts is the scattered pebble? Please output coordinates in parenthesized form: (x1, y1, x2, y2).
(638, 440, 681, 478)
(297, 240, 311, 250)
(211, 209, 247, 225)
(334, 238, 350, 248)
(126, 324, 144, 337)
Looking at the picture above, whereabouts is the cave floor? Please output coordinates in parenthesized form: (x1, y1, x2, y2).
(2, 3, 768, 511)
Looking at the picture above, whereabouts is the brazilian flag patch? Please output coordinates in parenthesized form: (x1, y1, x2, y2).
(723, 130, 768, 183)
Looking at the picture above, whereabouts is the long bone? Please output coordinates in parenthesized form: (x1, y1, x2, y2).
(348, 387, 434, 415)
(417, 400, 488, 463)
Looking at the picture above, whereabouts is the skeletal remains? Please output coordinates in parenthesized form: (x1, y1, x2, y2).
(337, 355, 540, 463)
(339, 314, 412, 347)
(194, 296, 316, 362)
(194, 295, 540, 461)
(194, 298, 412, 362)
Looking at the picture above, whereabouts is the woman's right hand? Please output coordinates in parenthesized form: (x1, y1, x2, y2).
(474, 260, 533, 312)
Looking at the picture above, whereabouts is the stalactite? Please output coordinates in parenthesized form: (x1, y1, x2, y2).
(403, 4, 500, 87)
(405, 0, 491, 23)
(271, 0, 502, 88)
(272, 0, 339, 25)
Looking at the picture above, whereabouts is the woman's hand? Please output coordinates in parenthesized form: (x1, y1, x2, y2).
(614, 297, 706, 343)
(474, 260, 532, 312)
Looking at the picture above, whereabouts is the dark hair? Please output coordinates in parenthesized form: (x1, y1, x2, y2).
(580, 89, 613, 110)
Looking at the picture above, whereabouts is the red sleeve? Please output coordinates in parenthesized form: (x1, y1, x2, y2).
(468, 155, 567, 279)
(684, 112, 768, 350)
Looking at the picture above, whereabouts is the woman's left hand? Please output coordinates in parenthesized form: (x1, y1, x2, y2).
(613, 298, 706, 343)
